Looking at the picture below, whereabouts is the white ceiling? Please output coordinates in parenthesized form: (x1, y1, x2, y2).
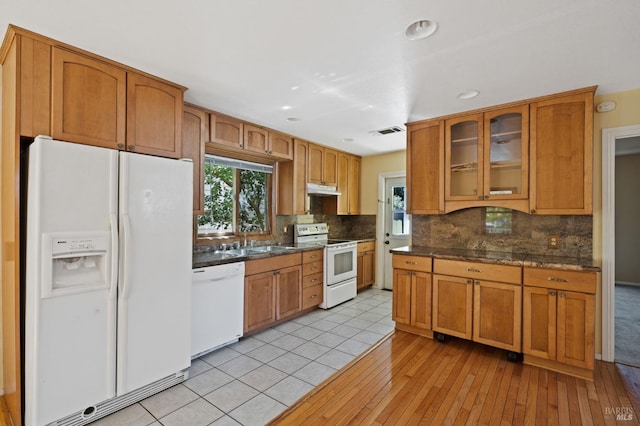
(2, 0, 639, 156)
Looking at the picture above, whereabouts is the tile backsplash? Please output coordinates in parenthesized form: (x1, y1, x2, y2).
(411, 208, 593, 258)
(276, 214, 376, 244)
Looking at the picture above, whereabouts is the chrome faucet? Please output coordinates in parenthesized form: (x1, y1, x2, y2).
(243, 224, 261, 247)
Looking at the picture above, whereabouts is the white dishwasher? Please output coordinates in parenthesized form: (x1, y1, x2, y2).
(191, 262, 245, 358)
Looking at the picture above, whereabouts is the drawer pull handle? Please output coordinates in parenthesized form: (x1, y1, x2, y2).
(311, 294, 317, 298)
(547, 277, 569, 283)
(311, 267, 317, 270)
(311, 279, 317, 282)
(310, 255, 317, 258)
(406, 261, 418, 265)
(467, 268, 481, 273)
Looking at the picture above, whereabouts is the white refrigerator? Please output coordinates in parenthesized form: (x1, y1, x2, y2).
(25, 136, 193, 426)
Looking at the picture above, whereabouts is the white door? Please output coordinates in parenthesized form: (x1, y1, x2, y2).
(382, 177, 410, 290)
(25, 137, 118, 425)
(117, 152, 193, 395)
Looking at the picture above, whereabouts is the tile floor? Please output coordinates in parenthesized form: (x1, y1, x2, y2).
(93, 288, 393, 426)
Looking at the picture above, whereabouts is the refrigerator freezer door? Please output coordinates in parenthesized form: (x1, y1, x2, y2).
(25, 137, 118, 425)
(117, 152, 192, 395)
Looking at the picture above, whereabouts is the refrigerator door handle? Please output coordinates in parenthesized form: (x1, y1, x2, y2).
(109, 213, 119, 297)
(121, 213, 132, 301)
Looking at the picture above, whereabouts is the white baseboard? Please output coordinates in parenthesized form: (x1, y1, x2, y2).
(595, 353, 602, 361)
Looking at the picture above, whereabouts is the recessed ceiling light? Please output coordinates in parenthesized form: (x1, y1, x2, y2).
(290, 85, 300, 91)
(282, 105, 292, 110)
(405, 20, 438, 40)
(342, 138, 354, 143)
(457, 90, 480, 100)
(286, 117, 301, 122)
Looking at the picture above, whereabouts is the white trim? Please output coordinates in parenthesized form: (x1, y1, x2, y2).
(376, 171, 406, 290)
(601, 124, 640, 362)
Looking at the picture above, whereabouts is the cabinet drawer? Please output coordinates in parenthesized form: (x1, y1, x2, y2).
(303, 272, 323, 288)
(245, 253, 302, 276)
(523, 267, 596, 294)
(303, 250, 324, 263)
(358, 241, 375, 253)
(434, 259, 521, 284)
(302, 284, 323, 309)
(392, 255, 432, 273)
(303, 261, 323, 276)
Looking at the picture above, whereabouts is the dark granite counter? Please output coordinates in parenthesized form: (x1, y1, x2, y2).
(390, 245, 600, 272)
(193, 244, 323, 269)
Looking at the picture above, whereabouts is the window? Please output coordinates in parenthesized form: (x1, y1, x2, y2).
(198, 155, 272, 238)
(485, 207, 512, 234)
(391, 185, 410, 236)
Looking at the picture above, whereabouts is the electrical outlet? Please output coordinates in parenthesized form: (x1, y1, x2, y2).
(548, 235, 559, 249)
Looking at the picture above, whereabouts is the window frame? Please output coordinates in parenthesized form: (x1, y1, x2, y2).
(195, 148, 277, 246)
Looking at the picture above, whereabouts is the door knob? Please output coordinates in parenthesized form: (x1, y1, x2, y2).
(385, 233, 390, 237)
(384, 241, 390, 245)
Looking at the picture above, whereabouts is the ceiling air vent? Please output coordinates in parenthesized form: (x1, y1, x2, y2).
(369, 126, 405, 136)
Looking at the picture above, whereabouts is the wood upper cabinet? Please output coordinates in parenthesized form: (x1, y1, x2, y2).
(210, 112, 244, 148)
(529, 90, 594, 214)
(244, 126, 294, 160)
(244, 124, 268, 155)
(182, 105, 208, 214)
(51, 47, 126, 149)
(308, 143, 337, 186)
(268, 131, 294, 160)
(324, 152, 361, 215)
(126, 72, 184, 158)
(406, 120, 444, 214)
(522, 267, 596, 372)
(19, 36, 51, 138)
(277, 139, 309, 215)
(445, 105, 529, 212)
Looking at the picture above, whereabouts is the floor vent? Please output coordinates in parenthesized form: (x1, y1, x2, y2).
(370, 126, 405, 136)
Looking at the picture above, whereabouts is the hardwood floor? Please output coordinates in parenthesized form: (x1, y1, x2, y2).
(270, 330, 640, 425)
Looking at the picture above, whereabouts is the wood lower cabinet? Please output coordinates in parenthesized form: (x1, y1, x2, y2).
(302, 249, 324, 310)
(432, 259, 522, 352)
(51, 47, 126, 149)
(356, 241, 375, 290)
(244, 254, 302, 334)
(392, 255, 432, 336)
(522, 267, 596, 377)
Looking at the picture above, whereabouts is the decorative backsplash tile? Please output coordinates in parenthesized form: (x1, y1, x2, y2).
(411, 208, 593, 258)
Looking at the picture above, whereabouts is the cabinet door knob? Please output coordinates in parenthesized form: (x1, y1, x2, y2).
(117, 143, 125, 149)
(530, 209, 536, 214)
(466, 279, 473, 285)
(475, 280, 480, 285)
(128, 145, 135, 151)
(558, 292, 566, 298)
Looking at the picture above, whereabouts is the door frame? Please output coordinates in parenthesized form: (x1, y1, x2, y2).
(376, 171, 407, 290)
(601, 124, 640, 362)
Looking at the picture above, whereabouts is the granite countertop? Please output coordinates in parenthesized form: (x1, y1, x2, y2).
(391, 245, 601, 272)
(193, 244, 324, 269)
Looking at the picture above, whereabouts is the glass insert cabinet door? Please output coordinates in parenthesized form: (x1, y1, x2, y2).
(445, 113, 484, 199)
(445, 106, 528, 201)
(482, 105, 528, 200)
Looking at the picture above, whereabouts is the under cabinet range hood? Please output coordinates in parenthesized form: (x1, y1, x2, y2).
(307, 182, 341, 196)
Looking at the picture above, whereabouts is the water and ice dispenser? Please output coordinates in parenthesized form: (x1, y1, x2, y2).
(42, 233, 111, 297)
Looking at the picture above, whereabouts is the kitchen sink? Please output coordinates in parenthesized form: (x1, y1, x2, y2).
(247, 245, 294, 254)
(206, 251, 244, 261)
